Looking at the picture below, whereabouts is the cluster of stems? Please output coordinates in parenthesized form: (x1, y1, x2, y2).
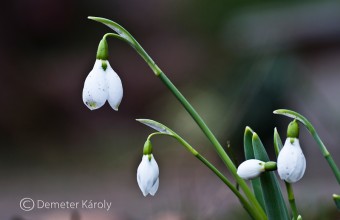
(87, 16, 340, 220)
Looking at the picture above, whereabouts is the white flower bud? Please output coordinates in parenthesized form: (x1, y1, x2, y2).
(82, 59, 123, 111)
(237, 159, 265, 180)
(277, 138, 306, 183)
(137, 154, 159, 196)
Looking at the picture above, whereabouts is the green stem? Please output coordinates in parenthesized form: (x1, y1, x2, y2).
(88, 16, 267, 219)
(148, 132, 262, 220)
(274, 128, 300, 219)
(313, 132, 340, 184)
(274, 109, 340, 185)
(285, 182, 298, 219)
(157, 72, 266, 218)
(103, 33, 130, 44)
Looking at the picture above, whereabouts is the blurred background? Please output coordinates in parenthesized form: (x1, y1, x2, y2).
(1, 0, 340, 219)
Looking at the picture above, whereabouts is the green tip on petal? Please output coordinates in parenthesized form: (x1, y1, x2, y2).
(287, 119, 299, 138)
(101, 60, 108, 71)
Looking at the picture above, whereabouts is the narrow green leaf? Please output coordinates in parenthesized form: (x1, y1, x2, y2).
(243, 127, 266, 211)
(252, 132, 290, 220)
(244, 127, 255, 159)
(333, 194, 340, 210)
(274, 128, 284, 156)
(136, 119, 174, 135)
(88, 16, 134, 43)
(273, 109, 310, 130)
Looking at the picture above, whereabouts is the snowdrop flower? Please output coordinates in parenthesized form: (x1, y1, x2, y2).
(137, 154, 159, 196)
(82, 38, 123, 111)
(277, 120, 306, 183)
(237, 159, 265, 180)
(277, 138, 306, 183)
(82, 60, 123, 110)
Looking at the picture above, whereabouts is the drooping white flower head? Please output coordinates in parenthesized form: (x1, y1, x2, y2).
(82, 59, 123, 111)
(277, 138, 306, 183)
(237, 159, 265, 180)
(137, 154, 159, 196)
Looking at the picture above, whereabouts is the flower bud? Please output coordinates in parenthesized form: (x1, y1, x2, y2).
(277, 138, 306, 183)
(137, 154, 159, 196)
(237, 159, 265, 180)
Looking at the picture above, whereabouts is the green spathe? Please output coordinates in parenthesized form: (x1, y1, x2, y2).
(143, 139, 153, 156)
(96, 38, 109, 60)
(287, 120, 299, 139)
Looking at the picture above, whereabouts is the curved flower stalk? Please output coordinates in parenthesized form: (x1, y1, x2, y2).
(274, 109, 340, 184)
(137, 119, 265, 219)
(88, 17, 267, 220)
(84, 15, 340, 219)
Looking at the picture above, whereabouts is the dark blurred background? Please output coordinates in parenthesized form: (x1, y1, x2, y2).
(1, 0, 340, 219)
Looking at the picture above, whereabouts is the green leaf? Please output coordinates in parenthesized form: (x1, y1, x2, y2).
(273, 128, 284, 157)
(243, 127, 266, 211)
(252, 132, 290, 220)
(273, 109, 310, 130)
(244, 127, 255, 159)
(88, 16, 134, 42)
(136, 119, 174, 135)
(333, 194, 340, 210)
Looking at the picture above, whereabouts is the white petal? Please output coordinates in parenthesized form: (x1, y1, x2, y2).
(136, 155, 159, 196)
(237, 159, 265, 180)
(149, 178, 159, 196)
(277, 139, 306, 183)
(137, 171, 147, 196)
(105, 62, 123, 111)
(82, 60, 108, 110)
